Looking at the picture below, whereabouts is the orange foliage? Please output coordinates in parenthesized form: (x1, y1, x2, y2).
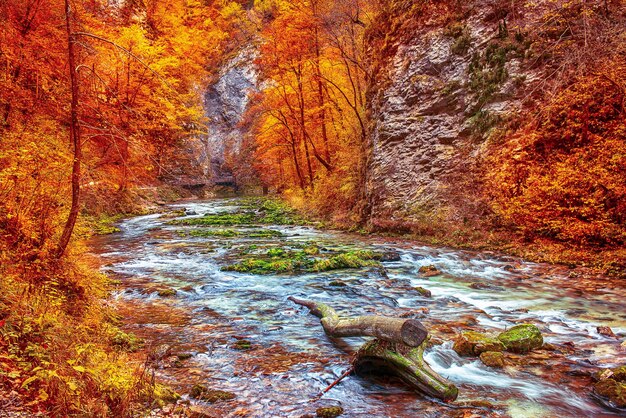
(486, 64, 626, 246)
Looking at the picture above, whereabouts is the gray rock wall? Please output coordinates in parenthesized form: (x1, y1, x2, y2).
(365, 3, 536, 225)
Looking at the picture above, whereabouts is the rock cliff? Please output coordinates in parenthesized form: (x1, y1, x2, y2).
(365, 0, 537, 228)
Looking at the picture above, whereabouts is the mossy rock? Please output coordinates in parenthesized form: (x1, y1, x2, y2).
(152, 384, 180, 407)
(157, 288, 177, 297)
(414, 286, 432, 297)
(328, 280, 347, 287)
(190, 384, 236, 403)
(611, 366, 626, 382)
(316, 406, 344, 418)
(594, 378, 626, 408)
(479, 351, 505, 368)
(418, 265, 441, 277)
(232, 339, 252, 350)
(498, 324, 543, 354)
(453, 331, 505, 356)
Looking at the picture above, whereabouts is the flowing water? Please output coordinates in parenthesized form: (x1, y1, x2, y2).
(91, 199, 626, 417)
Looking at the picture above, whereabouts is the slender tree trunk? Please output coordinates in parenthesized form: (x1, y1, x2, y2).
(56, 0, 82, 259)
(314, 27, 331, 163)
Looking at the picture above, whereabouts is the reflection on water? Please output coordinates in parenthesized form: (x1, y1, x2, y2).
(90, 199, 625, 417)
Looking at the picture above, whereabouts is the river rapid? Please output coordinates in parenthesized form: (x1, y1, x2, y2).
(90, 199, 626, 418)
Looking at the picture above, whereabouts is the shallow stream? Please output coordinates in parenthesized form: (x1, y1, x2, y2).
(91, 199, 626, 417)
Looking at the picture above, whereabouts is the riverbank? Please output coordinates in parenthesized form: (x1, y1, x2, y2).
(284, 195, 626, 280)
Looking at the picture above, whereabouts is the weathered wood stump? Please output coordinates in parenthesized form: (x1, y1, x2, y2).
(289, 296, 458, 402)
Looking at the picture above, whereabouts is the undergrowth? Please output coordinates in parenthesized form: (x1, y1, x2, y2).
(0, 238, 176, 416)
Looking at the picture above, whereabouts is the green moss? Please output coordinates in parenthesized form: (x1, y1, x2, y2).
(316, 406, 344, 418)
(189, 229, 238, 237)
(89, 214, 123, 235)
(184, 228, 285, 239)
(170, 212, 256, 227)
(222, 248, 380, 275)
(414, 286, 432, 297)
(497, 324, 543, 353)
(232, 340, 252, 350)
(311, 251, 379, 272)
(267, 248, 286, 257)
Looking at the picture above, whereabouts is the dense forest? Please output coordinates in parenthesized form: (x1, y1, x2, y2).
(0, 0, 624, 416)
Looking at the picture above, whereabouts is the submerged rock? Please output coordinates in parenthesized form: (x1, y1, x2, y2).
(190, 384, 236, 403)
(149, 344, 173, 361)
(157, 287, 177, 297)
(414, 286, 432, 297)
(453, 331, 505, 356)
(316, 406, 344, 418)
(597, 326, 617, 338)
(418, 265, 441, 277)
(594, 378, 626, 408)
(232, 339, 252, 350)
(379, 250, 401, 262)
(498, 324, 543, 353)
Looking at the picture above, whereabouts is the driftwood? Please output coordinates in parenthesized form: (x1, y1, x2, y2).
(289, 296, 458, 402)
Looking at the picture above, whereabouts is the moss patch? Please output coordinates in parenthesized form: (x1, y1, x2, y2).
(316, 406, 344, 418)
(222, 248, 380, 275)
(497, 324, 543, 353)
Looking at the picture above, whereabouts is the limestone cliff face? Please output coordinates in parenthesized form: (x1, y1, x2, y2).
(187, 47, 258, 187)
(365, 1, 537, 226)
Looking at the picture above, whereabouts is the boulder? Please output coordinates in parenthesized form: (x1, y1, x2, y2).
(594, 378, 626, 408)
(498, 324, 543, 354)
(453, 331, 505, 356)
(479, 351, 505, 368)
(418, 265, 441, 277)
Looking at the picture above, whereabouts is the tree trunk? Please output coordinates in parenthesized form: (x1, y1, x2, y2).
(289, 296, 427, 347)
(289, 297, 458, 402)
(56, 0, 82, 259)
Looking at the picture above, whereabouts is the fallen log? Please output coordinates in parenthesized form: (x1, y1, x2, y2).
(289, 296, 458, 402)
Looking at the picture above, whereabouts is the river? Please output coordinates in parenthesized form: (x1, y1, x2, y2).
(90, 198, 626, 417)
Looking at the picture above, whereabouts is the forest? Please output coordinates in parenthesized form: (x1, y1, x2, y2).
(0, 0, 625, 416)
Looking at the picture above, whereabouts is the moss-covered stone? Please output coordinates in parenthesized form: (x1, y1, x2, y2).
(418, 265, 441, 277)
(414, 286, 432, 297)
(328, 280, 347, 287)
(157, 288, 177, 297)
(498, 324, 543, 353)
(594, 378, 626, 408)
(311, 251, 379, 272)
(479, 351, 505, 368)
(222, 248, 380, 275)
(453, 331, 505, 357)
(316, 406, 344, 418)
(613, 366, 626, 382)
(232, 340, 252, 350)
(190, 384, 236, 403)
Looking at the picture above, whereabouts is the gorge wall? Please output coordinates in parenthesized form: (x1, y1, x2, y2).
(364, 0, 537, 229)
(185, 47, 258, 189)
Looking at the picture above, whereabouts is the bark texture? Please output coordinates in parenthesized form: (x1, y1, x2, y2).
(289, 296, 458, 401)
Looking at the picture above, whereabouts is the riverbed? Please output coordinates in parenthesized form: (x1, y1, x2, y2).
(91, 199, 626, 417)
